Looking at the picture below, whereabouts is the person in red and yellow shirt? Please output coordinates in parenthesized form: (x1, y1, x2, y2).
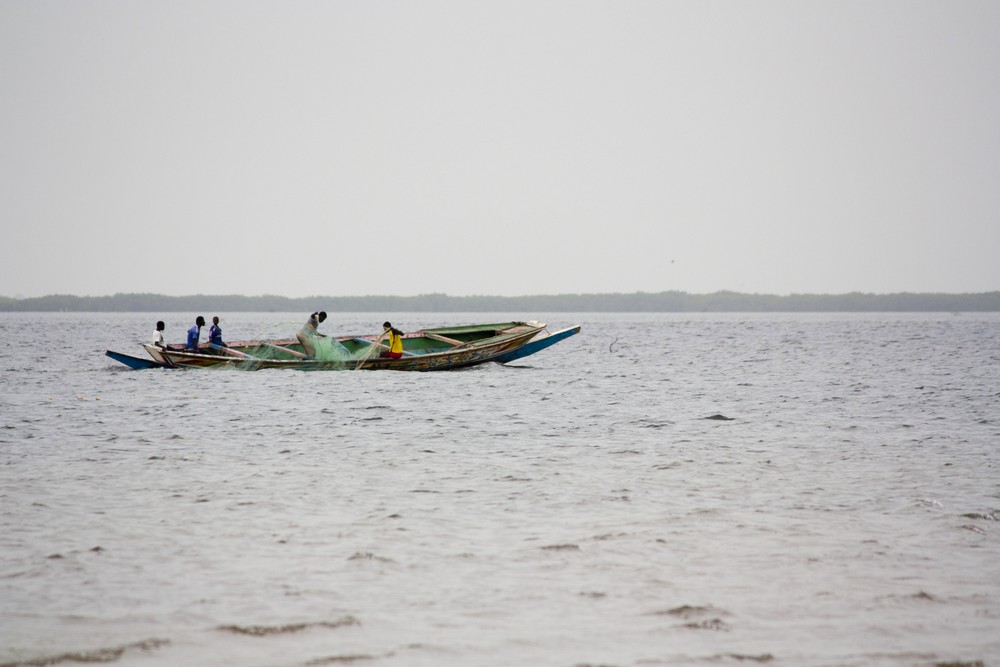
(380, 321, 404, 359)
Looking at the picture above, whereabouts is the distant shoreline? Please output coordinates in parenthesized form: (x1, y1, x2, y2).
(2, 291, 999, 312)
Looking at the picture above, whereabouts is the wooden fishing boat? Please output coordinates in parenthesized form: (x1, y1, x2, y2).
(107, 321, 580, 371)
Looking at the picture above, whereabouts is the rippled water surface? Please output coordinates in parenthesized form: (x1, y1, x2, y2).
(1, 312, 999, 667)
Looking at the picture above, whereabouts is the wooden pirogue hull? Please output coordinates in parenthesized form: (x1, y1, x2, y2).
(121, 321, 576, 371)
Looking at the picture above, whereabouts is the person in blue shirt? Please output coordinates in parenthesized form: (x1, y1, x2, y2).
(187, 316, 206, 351)
(209, 316, 227, 348)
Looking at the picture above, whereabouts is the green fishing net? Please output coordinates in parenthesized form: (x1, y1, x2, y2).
(310, 335, 358, 361)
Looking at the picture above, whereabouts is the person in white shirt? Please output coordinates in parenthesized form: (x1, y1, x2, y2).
(153, 321, 166, 349)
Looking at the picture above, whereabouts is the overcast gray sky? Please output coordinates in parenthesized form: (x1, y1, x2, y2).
(2, 1, 997, 298)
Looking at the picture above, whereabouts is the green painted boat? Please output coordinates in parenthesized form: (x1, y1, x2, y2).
(122, 321, 579, 371)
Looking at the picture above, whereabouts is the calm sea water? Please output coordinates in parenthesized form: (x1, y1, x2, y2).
(1, 312, 998, 667)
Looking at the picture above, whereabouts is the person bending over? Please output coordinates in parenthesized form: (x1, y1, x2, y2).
(296, 311, 327, 357)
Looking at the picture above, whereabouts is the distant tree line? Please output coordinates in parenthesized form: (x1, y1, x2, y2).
(2, 291, 999, 312)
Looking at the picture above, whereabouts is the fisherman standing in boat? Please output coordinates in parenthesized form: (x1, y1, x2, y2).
(296, 311, 327, 357)
(209, 316, 227, 348)
(380, 321, 404, 359)
(187, 316, 205, 351)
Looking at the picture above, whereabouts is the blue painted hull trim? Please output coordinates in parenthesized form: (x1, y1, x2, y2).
(105, 349, 166, 370)
(494, 326, 581, 364)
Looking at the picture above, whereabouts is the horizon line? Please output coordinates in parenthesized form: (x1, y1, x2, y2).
(5, 289, 1000, 300)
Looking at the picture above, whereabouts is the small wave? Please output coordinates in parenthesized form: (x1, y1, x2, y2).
(881, 591, 940, 604)
(348, 552, 394, 563)
(218, 617, 359, 636)
(682, 618, 730, 631)
(306, 655, 382, 665)
(541, 544, 580, 551)
(961, 511, 1000, 521)
(0, 638, 169, 667)
(649, 604, 730, 619)
(636, 419, 674, 429)
(717, 653, 775, 663)
(591, 532, 628, 541)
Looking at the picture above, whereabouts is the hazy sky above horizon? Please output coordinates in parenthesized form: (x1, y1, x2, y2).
(2, 1, 998, 298)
